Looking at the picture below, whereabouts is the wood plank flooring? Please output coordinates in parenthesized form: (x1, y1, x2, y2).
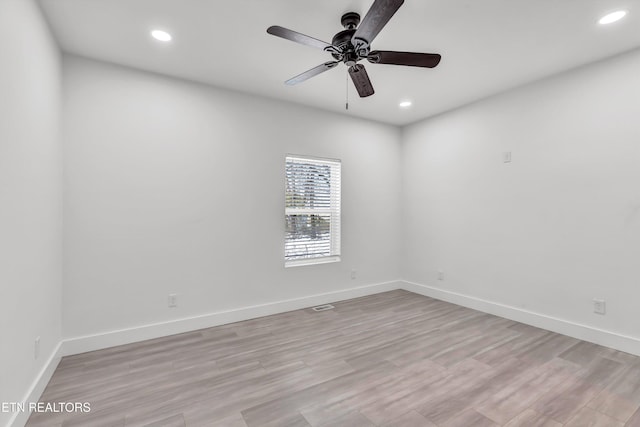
(26, 290, 640, 426)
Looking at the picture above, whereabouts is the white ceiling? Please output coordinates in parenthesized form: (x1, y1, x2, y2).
(39, 0, 640, 126)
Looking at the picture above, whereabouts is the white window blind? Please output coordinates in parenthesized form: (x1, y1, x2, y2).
(285, 155, 341, 267)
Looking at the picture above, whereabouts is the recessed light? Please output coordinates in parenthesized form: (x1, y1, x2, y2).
(599, 10, 627, 25)
(399, 101, 412, 108)
(151, 30, 172, 42)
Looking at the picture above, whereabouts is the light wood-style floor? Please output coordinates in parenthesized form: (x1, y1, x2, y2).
(27, 290, 640, 427)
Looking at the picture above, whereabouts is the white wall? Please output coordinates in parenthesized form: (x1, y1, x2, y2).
(401, 48, 640, 346)
(0, 0, 62, 426)
(62, 56, 401, 340)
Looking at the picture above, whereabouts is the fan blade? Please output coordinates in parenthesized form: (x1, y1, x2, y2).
(368, 51, 441, 68)
(352, 0, 404, 48)
(267, 26, 332, 50)
(285, 61, 339, 86)
(349, 64, 375, 98)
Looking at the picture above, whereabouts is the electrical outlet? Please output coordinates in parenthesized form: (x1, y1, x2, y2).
(34, 337, 40, 360)
(593, 299, 606, 315)
(503, 152, 512, 163)
(168, 294, 177, 308)
(351, 269, 357, 280)
(438, 270, 445, 281)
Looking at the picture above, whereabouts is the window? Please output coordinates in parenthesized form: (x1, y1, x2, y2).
(285, 155, 341, 267)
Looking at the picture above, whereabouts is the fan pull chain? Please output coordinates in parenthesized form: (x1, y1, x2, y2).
(345, 70, 349, 110)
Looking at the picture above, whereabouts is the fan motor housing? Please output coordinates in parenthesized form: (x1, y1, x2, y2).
(331, 12, 370, 62)
(331, 29, 355, 52)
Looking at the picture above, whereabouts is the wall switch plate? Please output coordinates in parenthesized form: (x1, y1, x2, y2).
(351, 269, 357, 280)
(34, 336, 40, 359)
(593, 299, 606, 315)
(503, 151, 512, 163)
(438, 270, 445, 281)
(168, 294, 177, 308)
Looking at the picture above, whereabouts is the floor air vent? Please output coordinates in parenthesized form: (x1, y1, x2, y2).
(312, 304, 335, 312)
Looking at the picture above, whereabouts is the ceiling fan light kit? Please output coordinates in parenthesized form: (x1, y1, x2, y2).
(266, 0, 441, 100)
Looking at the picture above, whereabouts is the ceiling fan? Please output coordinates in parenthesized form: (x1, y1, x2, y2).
(266, 0, 441, 98)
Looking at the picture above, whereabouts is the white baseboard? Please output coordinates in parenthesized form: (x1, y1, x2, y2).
(60, 280, 402, 357)
(401, 280, 640, 357)
(8, 342, 62, 427)
(57, 279, 640, 358)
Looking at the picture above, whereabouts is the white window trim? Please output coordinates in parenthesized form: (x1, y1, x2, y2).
(284, 154, 341, 268)
(284, 256, 341, 268)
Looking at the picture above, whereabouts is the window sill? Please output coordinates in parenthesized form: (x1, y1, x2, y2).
(285, 256, 341, 268)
